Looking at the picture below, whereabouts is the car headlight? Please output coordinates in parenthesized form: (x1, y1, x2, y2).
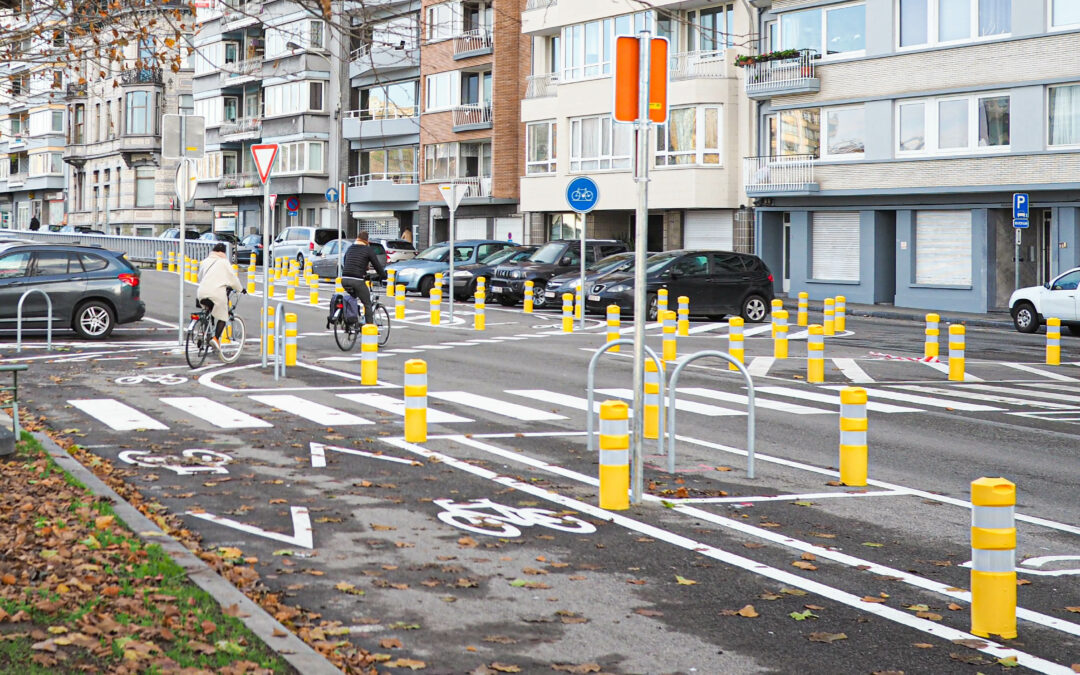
(510, 270, 523, 279)
(607, 284, 632, 293)
(569, 279, 581, 289)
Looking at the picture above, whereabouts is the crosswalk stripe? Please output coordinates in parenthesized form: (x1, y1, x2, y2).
(746, 357, 774, 377)
(999, 362, 1080, 382)
(921, 361, 983, 381)
(756, 386, 921, 413)
(892, 385, 1077, 410)
(69, 399, 168, 431)
(385, 348, 422, 354)
(506, 389, 625, 416)
(160, 397, 272, 429)
(595, 388, 746, 417)
(430, 391, 566, 421)
(832, 358, 874, 383)
(821, 385, 1003, 411)
(687, 322, 729, 335)
(337, 393, 472, 423)
(957, 383, 1080, 405)
(743, 325, 773, 337)
(249, 395, 373, 426)
(412, 345, 454, 350)
(677, 387, 831, 415)
(442, 342, 480, 347)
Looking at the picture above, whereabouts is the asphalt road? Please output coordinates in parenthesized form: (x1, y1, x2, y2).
(2, 269, 1078, 674)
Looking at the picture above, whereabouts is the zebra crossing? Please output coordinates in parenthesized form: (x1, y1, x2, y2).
(66, 378, 1080, 433)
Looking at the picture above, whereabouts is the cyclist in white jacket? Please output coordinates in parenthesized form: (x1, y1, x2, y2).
(196, 243, 243, 352)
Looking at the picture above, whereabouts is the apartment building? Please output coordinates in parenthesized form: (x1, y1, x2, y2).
(520, 1, 755, 253)
(192, 0, 346, 237)
(416, 0, 526, 248)
(746, 0, 1080, 313)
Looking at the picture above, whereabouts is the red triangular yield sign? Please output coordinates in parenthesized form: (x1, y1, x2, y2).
(251, 144, 278, 184)
(269, 194, 278, 210)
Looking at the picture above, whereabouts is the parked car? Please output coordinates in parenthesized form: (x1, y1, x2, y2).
(199, 231, 241, 262)
(451, 245, 537, 300)
(160, 228, 202, 240)
(269, 227, 339, 265)
(311, 239, 386, 280)
(380, 238, 417, 263)
(543, 251, 638, 306)
(489, 239, 630, 308)
(1009, 267, 1080, 334)
(0, 242, 145, 339)
(584, 250, 775, 322)
(235, 234, 265, 266)
(388, 240, 515, 297)
(60, 225, 105, 234)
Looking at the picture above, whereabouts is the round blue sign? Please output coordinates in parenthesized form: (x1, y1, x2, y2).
(565, 177, 599, 214)
(285, 196, 299, 212)
(325, 187, 339, 203)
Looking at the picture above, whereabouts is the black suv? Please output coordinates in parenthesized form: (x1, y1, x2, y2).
(489, 239, 629, 308)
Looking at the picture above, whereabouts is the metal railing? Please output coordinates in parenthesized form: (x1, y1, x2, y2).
(453, 176, 491, 198)
(120, 67, 164, 85)
(222, 0, 261, 22)
(744, 49, 817, 96)
(670, 50, 726, 81)
(343, 107, 418, 121)
(16, 289, 52, 353)
(525, 73, 558, 98)
(452, 103, 492, 127)
(219, 116, 261, 138)
(349, 44, 371, 62)
(743, 154, 816, 192)
(0, 229, 224, 264)
(219, 171, 261, 190)
(348, 172, 418, 187)
(7, 173, 27, 185)
(454, 29, 492, 54)
(220, 57, 262, 80)
(8, 132, 28, 146)
(525, 0, 555, 8)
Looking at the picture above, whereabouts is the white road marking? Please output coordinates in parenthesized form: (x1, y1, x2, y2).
(894, 385, 1078, 409)
(821, 385, 1003, 412)
(595, 388, 744, 417)
(746, 356, 774, 377)
(441, 341, 481, 347)
(412, 344, 454, 350)
(831, 358, 874, 383)
(466, 339, 503, 344)
(309, 442, 417, 468)
(742, 325, 774, 337)
(921, 360, 983, 381)
(68, 399, 168, 431)
(337, 392, 472, 423)
(186, 506, 313, 549)
(686, 322, 728, 335)
(250, 395, 373, 426)
(497, 336, 530, 341)
(429, 391, 566, 421)
(1000, 362, 1080, 382)
(677, 387, 831, 415)
(958, 383, 1080, 405)
(755, 386, 921, 413)
(506, 389, 624, 416)
(139, 317, 178, 328)
(160, 397, 272, 429)
(385, 348, 422, 354)
(672, 490, 908, 504)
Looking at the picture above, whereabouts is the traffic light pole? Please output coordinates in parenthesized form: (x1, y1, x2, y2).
(631, 31, 652, 505)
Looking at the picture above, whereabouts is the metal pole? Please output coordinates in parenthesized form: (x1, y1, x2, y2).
(177, 159, 187, 345)
(631, 31, 652, 505)
(448, 181, 455, 323)
(1014, 228, 1021, 292)
(579, 212, 586, 329)
(337, 190, 343, 279)
(262, 177, 270, 368)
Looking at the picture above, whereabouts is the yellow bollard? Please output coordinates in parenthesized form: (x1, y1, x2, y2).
(575, 285, 583, 320)
(924, 313, 940, 359)
(168, 251, 176, 273)
(774, 309, 789, 359)
(265, 306, 276, 357)
(284, 313, 297, 366)
(657, 288, 668, 328)
(771, 298, 783, 338)
(247, 271, 256, 295)
(249, 252, 256, 269)
(807, 324, 825, 383)
(387, 269, 396, 293)
(606, 305, 620, 353)
(474, 290, 486, 331)
(727, 316, 744, 371)
(677, 296, 689, 337)
(797, 291, 809, 327)
(335, 277, 345, 296)
(644, 359, 661, 440)
(1047, 317, 1061, 366)
(835, 295, 847, 332)
(562, 293, 573, 332)
(308, 278, 319, 305)
(598, 400, 630, 511)
(970, 477, 1017, 639)
(523, 280, 534, 313)
(395, 284, 406, 320)
(476, 275, 485, 295)
(430, 287, 441, 325)
(662, 310, 677, 365)
(434, 272, 443, 294)
(268, 280, 275, 299)
(155, 251, 163, 271)
(361, 324, 378, 385)
(838, 387, 867, 486)
(286, 277, 296, 301)
(233, 263, 240, 277)
(823, 298, 836, 336)
(404, 359, 427, 443)
(949, 324, 966, 381)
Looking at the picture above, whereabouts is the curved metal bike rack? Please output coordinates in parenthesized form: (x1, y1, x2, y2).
(16, 289, 53, 353)
(273, 302, 287, 380)
(666, 350, 756, 479)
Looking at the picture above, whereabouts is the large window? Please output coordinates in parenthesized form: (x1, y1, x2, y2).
(274, 141, 325, 174)
(779, 2, 865, 56)
(424, 142, 458, 181)
(422, 142, 491, 181)
(426, 2, 462, 42)
(1051, 0, 1080, 29)
(29, 152, 63, 176)
(361, 146, 417, 178)
(526, 120, 556, 174)
(425, 71, 459, 111)
(264, 81, 325, 116)
(690, 4, 734, 51)
(562, 12, 653, 81)
(125, 91, 154, 134)
(823, 106, 865, 158)
(361, 80, 418, 118)
(896, 93, 1010, 154)
(135, 167, 155, 207)
(1049, 84, 1080, 147)
(898, 0, 1010, 49)
(569, 114, 632, 172)
(265, 20, 325, 57)
(656, 106, 722, 166)
(778, 108, 821, 157)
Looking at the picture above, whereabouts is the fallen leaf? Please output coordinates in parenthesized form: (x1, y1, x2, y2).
(913, 643, 934, 649)
(386, 658, 426, 669)
(1064, 606, 1080, 613)
(272, 629, 287, 637)
(780, 588, 807, 596)
(737, 605, 759, 618)
(675, 575, 696, 585)
(31, 639, 56, 652)
(380, 638, 403, 649)
(458, 536, 479, 548)
(916, 611, 942, 621)
(1, 574, 15, 585)
(950, 652, 990, 665)
(951, 639, 989, 649)
(551, 664, 602, 674)
(791, 561, 818, 571)
(801, 552, 816, 561)
(489, 664, 522, 673)
(94, 515, 114, 529)
(1017, 579, 1031, 586)
(808, 632, 847, 643)
(861, 542, 884, 548)
(862, 595, 886, 603)
(947, 603, 963, 611)
(789, 610, 816, 621)
(804, 604, 824, 611)
(905, 604, 930, 612)
(759, 592, 782, 601)
(793, 501, 814, 507)
(371, 524, 396, 531)
(743, 542, 765, 549)
(998, 656, 1020, 668)
(635, 609, 663, 617)
(217, 547, 243, 559)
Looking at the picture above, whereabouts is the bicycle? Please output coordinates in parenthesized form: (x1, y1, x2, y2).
(432, 498, 597, 538)
(331, 276, 390, 350)
(185, 289, 246, 368)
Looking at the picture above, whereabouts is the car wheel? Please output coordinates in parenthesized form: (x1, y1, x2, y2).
(646, 293, 658, 322)
(73, 300, 115, 339)
(741, 295, 769, 323)
(1012, 302, 1040, 333)
(296, 252, 305, 265)
(418, 276, 434, 297)
(531, 282, 548, 309)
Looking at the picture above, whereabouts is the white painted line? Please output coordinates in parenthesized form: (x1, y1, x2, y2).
(186, 506, 313, 549)
(746, 356, 774, 377)
(958, 383, 1080, 405)
(742, 325, 773, 337)
(673, 490, 907, 504)
(514, 333, 537, 338)
(318, 356, 364, 362)
(921, 360, 983, 381)
(69, 399, 168, 431)
(506, 389, 622, 416)
(497, 336, 530, 341)
(831, 358, 874, 383)
(595, 388, 744, 417)
(429, 391, 566, 421)
(466, 339, 503, 344)
(160, 397, 272, 429)
(412, 344, 454, 350)
(337, 393, 472, 423)
(894, 385, 1078, 410)
(309, 442, 417, 468)
(385, 348, 422, 354)
(140, 317, 178, 328)
(250, 395, 373, 426)
(821, 385, 1003, 412)
(686, 322, 728, 335)
(999, 363, 1080, 382)
(677, 387, 831, 415)
(755, 386, 921, 413)
(787, 329, 808, 340)
(441, 341, 481, 347)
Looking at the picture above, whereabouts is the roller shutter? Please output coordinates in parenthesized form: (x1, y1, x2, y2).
(683, 210, 734, 249)
(496, 217, 524, 244)
(915, 210, 972, 286)
(811, 212, 860, 281)
(454, 218, 488, 239)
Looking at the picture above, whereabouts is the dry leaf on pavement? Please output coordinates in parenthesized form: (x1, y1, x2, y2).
(808, 632, 847, 643)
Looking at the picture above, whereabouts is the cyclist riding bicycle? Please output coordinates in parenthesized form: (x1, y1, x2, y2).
(196, 243, 244, 353)
(341, 230, 387, 324)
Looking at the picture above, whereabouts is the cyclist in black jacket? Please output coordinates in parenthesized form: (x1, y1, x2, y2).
(341, 230, 387, 324)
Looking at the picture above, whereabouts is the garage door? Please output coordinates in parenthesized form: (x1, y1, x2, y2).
(683, 210, 733, 250)
(455, 218, 488, 240)
(811, 212, 860, 281)
(915, 210, 972, 286)
(496, 217, 524, 244)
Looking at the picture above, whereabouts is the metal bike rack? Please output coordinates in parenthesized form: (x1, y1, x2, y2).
(16, 289, 53, 353)
(0, 364, 28, 447)
(273, 302, 287, 380)
(666, 350, 757, 479)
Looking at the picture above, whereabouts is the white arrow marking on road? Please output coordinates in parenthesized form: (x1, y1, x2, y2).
(185, 506, 313, 549)
(309, 442, 420, 469)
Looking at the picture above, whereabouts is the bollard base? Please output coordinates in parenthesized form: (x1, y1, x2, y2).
(838, 445, 868, 487)
(970, 570, 1017, 639)
(599, 465, 629, 510)
(404, 409, 427, 443)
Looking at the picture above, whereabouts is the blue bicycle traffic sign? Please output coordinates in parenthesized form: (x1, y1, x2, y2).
(565, 176, 599, 214)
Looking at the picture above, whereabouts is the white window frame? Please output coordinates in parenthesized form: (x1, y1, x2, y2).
(895, 92, 1011, 156)
(270, 141, 325, 176)
(1048, 82, 1080, 148)
(569, 114, 632, 172)
(1050, 0, 1080, 30)
(28, 151, 64, 176)
(655, 105, 723, 167)
(426, 2, 462, 42)
(423, 141, 458, 181)
(561, 11, 653, 82)
(263, 81, 326, 117)
(424, 71, 460, 112)
(777, 1, 866, 60)
(896, 0, 1012, 51)
(820, 104, 865, 160)
(526, 120, 556, 174)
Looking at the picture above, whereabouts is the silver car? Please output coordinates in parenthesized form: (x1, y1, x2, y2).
(380, 239, 417, 263)
(269, 227, 338, 265)
(311, 239, 386, 279)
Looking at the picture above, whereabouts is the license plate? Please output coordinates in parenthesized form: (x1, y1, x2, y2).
(588, 295, 601, 302)
(544, 291, 556, 298)
(490, 285, 504, 293)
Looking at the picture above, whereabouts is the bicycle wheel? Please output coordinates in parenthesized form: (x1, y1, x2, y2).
(520, 509, 598, 534)
(185, 320, 209, 369)
(374, 303, 391, 346)
(218, 316, 245, 363)
(436, 511, 521, 537)
(333, 318, 358, 351)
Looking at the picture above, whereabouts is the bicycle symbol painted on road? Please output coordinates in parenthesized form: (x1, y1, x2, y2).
(433, 498, 597, 537)
(118, 449, 232, 476)
(571, 188, 594, 202)
(114, 374, 188, 386)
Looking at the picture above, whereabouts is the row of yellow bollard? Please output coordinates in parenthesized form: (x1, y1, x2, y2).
(791, 292, 846, 332)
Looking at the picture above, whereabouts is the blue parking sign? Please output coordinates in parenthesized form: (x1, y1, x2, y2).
(1013, 193, 1029, 220)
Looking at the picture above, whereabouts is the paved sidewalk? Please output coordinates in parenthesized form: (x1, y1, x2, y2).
(778, 296, 1015, 329)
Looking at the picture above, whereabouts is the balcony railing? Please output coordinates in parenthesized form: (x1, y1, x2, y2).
(525, 0, 555, 8)
(220, 57, 262, 82)
(222, 0, 261, 23)
(452, 103, 492, 128)
(8, 132, 27, 147)
(120, 67, 164, 86)
(525, 73, 558, 99)
(7, 172, 27, 186)
(670, 50, 726, 81)
(219, 171, 261, 191)
(349, 44, 372, 62)
(454, 176, 491, 198)
(343, 107, 418, 121)
(66, 82, 88, 98)
(348, 172, 418, 187)
(219, 116, 261, 138)
(744, 49, 819, 98)
(743, 155, 816, 193)
(454, 29, 492, 56)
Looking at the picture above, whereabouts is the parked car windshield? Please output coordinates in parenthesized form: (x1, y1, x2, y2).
(646, 252, 681, 273)
(528, 242, 568, 264)
(589, 253, 635, 274)
(481, 248, 520, 265)
(416, 245, 449, 262)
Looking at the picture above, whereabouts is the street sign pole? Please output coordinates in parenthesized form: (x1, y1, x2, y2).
(631, 31, 652, 505)
(449, 180, 456, 323)
(164, 114, 205, 346)
(337, 184, 344, 279)
(1013, 193, 1029, 292)
(565, 177, 599, 328)
(262, 177, 270, 368)
(178, 157, 187, 345)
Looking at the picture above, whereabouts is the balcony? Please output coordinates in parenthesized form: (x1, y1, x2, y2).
(219, 57, 262, 86)
(7, 173, 27, 187)
(525, 0, 555, 8)
(219, 171, 261, 195)
(454, 29, 492, 59)
(120, 67, 164, 86)
(342, 109, 419, 146)
(8, 133, 27, 149)
(525, 73, 558, 99)
(219, 116, 262, 141)
(221, 0, 261, 27)
(451, 103, 492, 131)
(349, 41, 419, 81)
(743, 155, 817, 195)
(346, 172, 419, 207)
(670, 50, 726, 81)
(65, 82, 88, 98)
(743, 49, 819, 99)
(455, 176, 491, 199)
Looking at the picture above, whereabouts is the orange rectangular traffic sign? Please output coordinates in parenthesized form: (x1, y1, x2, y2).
(613, 35, 668, 124)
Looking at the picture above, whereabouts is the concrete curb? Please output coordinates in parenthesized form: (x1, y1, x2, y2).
(780, 302, 1015, 330)
(30, 429, 343, 675)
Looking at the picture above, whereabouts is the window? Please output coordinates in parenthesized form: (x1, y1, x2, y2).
(79, 254, 108, 272)
(424, 142, 457, 180)
(52, 110, 64, 132)
(309, 20, 324, 49)
(547, 214, 582, 240)
(1049, 84, 1080, 146)
(569, 114, 632, 171)
(179, 94, 194, 116)
(426, 2, 462, 41)
(1052, 0, 1080, 28)
(126, 91, 154, 134)
(264, 81, 326, 116)
(425, 71, 458, 111)
(135, 167, 155, 207)
(915, 210, 972, 286)
(897, 93, 1010, 154)
(823, 106, 865, 158)
(271, 141, 325, 175)
(526, 120, 556, 174)
(361, 146, 417, 177)
(29, 152, 63, 176)
(779, 108, 821, 156)
(779, 2, 865, 56)
(1052, 270, 1080, 290)
(370, 14, 419, 51)
(673, 254, 710, 277)
(224, 96, 238, 122)
(656, 106, 722, 166)
(0, 252, 31, 279)
(32, 252, 74, 276)
(562, 12, 653, 81)
(361, 80, 418, 118)
(898, 0, 1010, 48)
(265, 20, 326, 57)
(690, 4, 735, 52)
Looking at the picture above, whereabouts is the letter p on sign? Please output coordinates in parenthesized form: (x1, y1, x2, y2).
(613, 35, 669, 124)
